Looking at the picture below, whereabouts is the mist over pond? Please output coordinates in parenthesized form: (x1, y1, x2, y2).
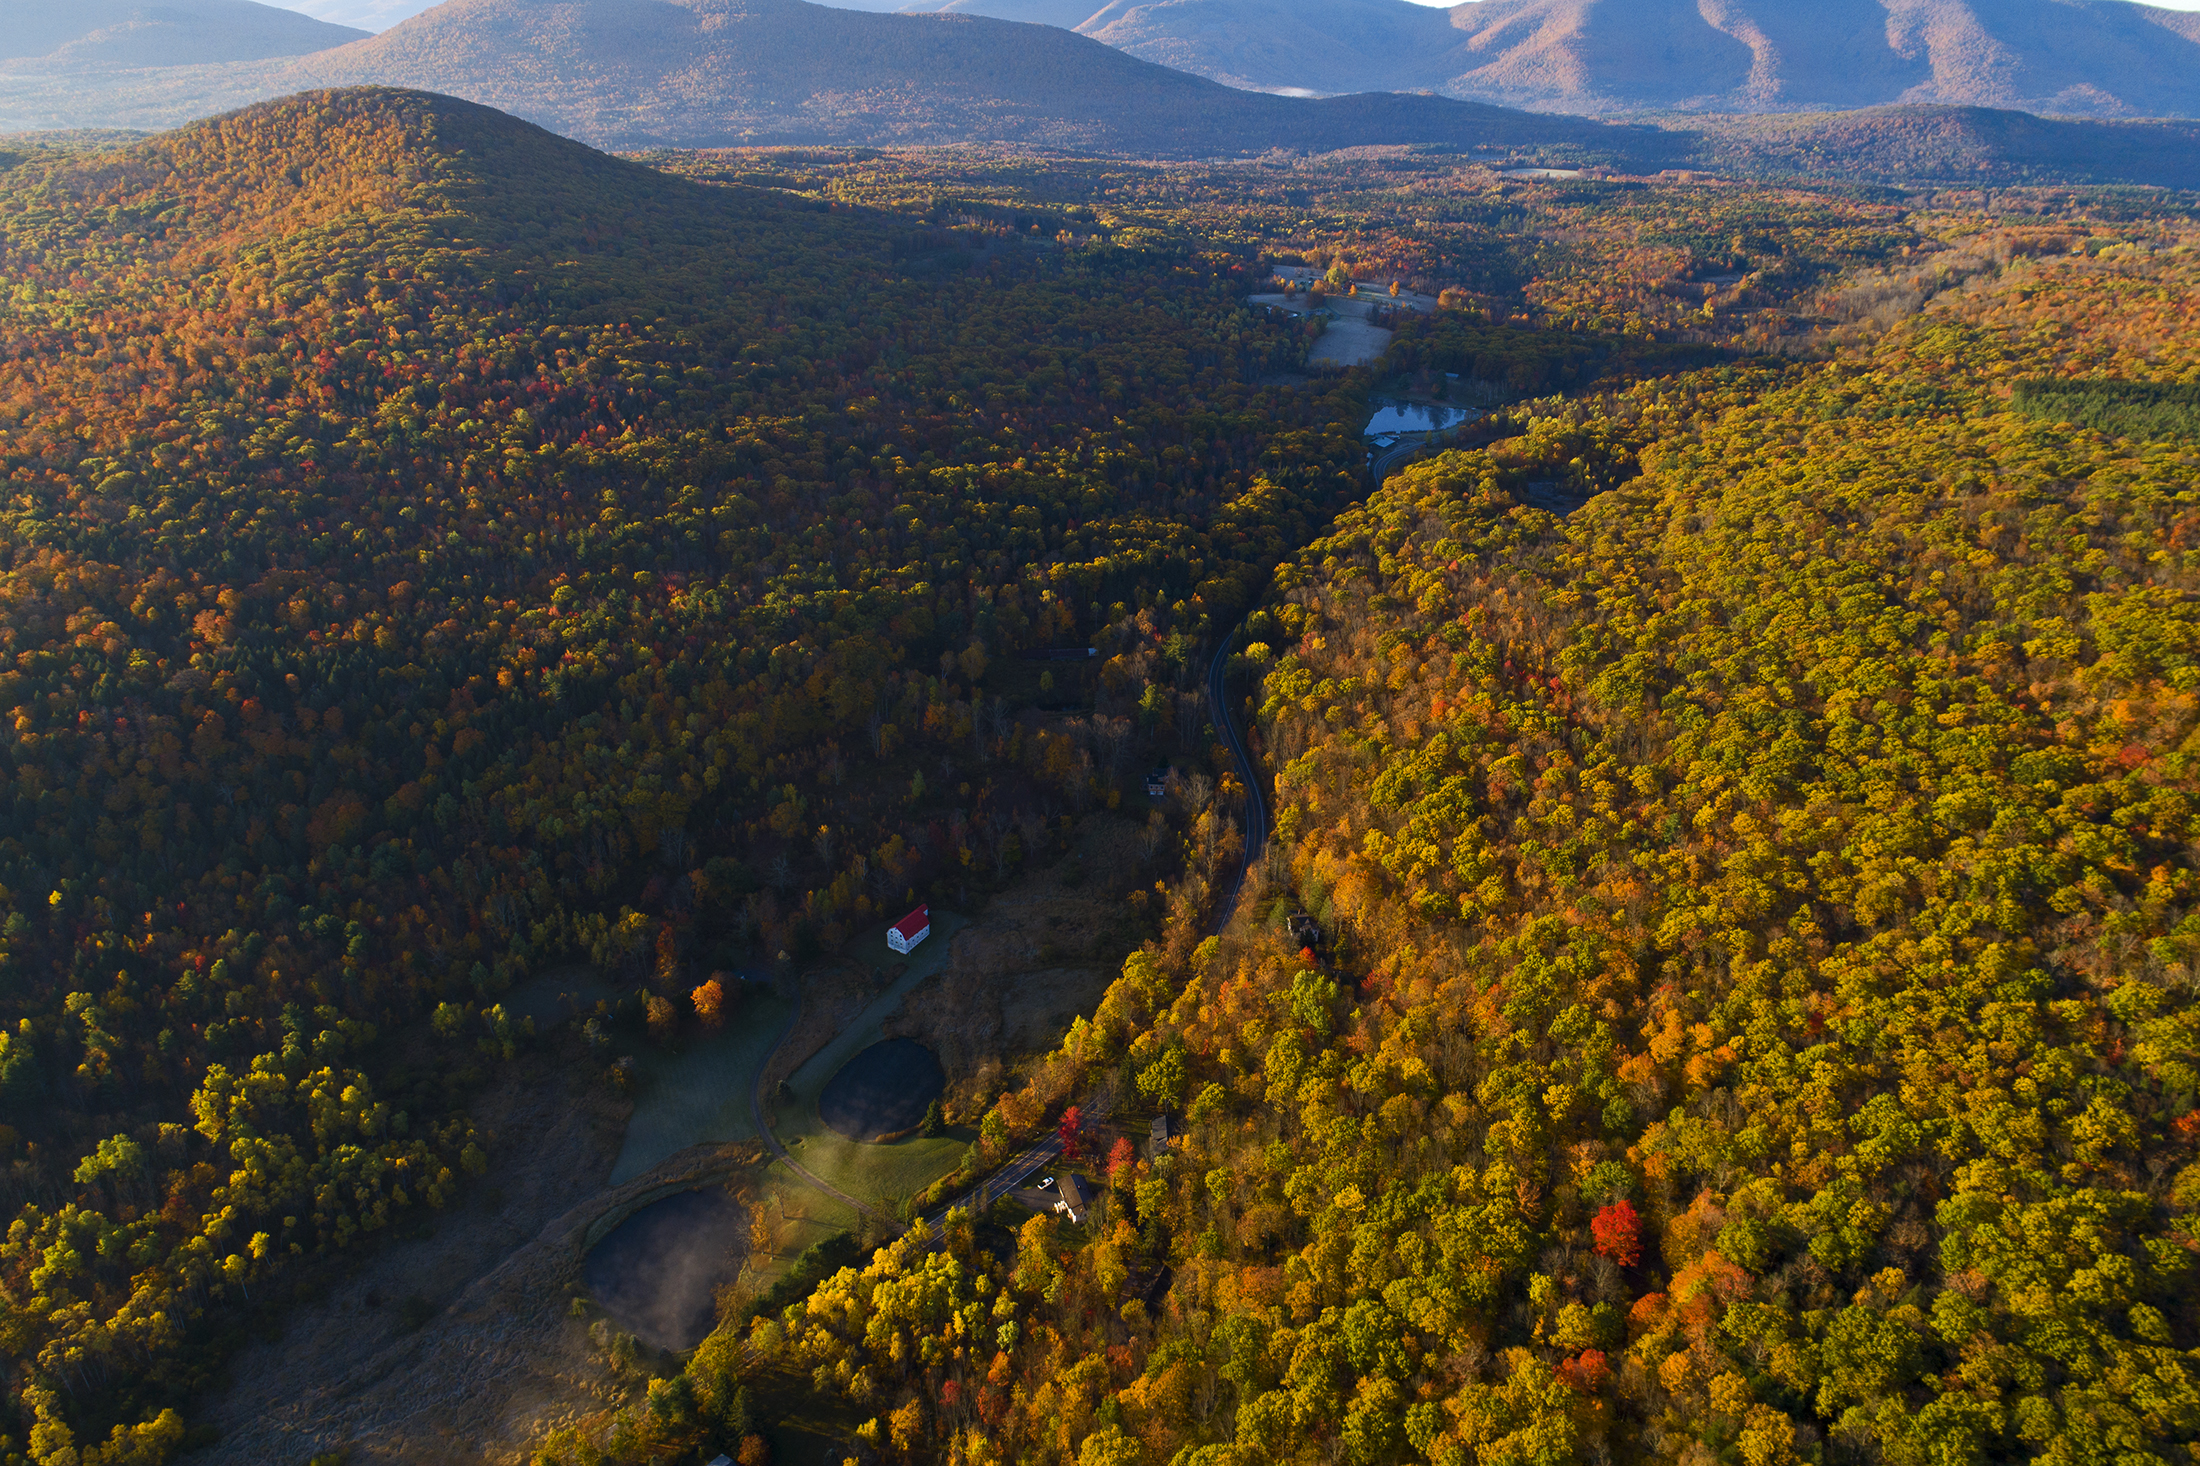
(583, 1188, 746, 1351)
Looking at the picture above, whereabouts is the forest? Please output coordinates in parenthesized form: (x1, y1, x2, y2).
(2, 81, 2199, 1466)
(582, 177, 2200, 1465)
(0, 86, 1383, 1461)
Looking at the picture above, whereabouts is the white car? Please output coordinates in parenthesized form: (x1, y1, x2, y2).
(1037, 1176, 1055, 1190)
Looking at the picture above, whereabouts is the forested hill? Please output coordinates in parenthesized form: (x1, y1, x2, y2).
(0, 85, 1371, 1457)
(723, 222, 2200, 1463)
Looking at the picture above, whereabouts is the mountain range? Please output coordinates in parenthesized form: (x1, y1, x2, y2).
(5, 0, 2200, 181)
(899, 0, 2200, 118)
(2, 0, 368, 70)
(2, 0, 1685, 157)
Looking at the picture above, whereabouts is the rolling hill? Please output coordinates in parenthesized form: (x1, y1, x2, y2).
(893, 0, 2200, 118)
(1688, 103, 2200, 188)
(1, 0, 368, 69)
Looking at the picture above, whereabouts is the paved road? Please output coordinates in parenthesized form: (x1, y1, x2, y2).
(907, 1086, 1116, 1243)
(1205, 619, 1268, 931)
(1370, 433, 1435, 484)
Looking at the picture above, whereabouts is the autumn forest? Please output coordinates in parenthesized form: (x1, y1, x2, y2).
(1, 84, 2197, 1466)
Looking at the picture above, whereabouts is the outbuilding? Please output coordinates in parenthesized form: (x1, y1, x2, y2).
(888, 904, 931, 955)
(1054, 1173, 1087, 1224)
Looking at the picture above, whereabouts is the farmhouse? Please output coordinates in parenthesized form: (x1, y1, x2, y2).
(888, 904, 931, 955)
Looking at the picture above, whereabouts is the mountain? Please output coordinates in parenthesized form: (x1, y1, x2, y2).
(278, 0, 445, 34)
(1436, 0, 2200, 118)
(1, 0, 368, 69)
(907, 0, 1462, 95)
(0, 0, 1684, 158)
(893, 0, 2200, 119)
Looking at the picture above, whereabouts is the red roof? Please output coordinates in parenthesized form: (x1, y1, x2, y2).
(891, 905, 929, 939)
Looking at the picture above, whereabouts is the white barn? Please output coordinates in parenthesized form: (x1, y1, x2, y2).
(888, 904, 930, 955)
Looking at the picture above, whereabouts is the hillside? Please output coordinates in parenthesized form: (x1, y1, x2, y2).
(279, 0, 444, 33)
(904, 0, 1458, 95)
(1436, 0, 2200, 117)
(0, 81, 1382, 1459)
(525, 180, 2200, 1465)
(0, 0, 367, 69)
(897, 0, 2200, 118)
(1692, 103, 2200, 189)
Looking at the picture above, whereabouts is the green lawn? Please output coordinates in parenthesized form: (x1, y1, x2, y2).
(610, 984, 796, 1185)
(768, 914, 975, 1215)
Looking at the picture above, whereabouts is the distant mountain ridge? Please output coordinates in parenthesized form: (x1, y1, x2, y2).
(898, 0, 2200, 118)
(0, 0, 1685, 157)
(2, 0, 368, 69)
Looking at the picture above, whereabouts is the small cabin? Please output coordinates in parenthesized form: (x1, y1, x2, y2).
(1150, 1113, 1176, 1146)
(1054, 1173, 1087, 1223)
(888, 904, 931, 955)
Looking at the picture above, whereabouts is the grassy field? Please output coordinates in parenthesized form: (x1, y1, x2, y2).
(611, 984, 796, 1185)
(769, 915, 976, 1216)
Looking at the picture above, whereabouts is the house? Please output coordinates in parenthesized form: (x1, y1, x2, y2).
(1150, 1113, 1176, 1146)
(888, 904, 930, 955)
(1054, 1172, 1087, 1223)
(1145, 766, 1170, 797)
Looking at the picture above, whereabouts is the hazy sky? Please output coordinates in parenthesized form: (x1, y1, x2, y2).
(280, 0, 2200, 34)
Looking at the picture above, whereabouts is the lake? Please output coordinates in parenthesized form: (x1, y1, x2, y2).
(1366, 400, 1476, 439)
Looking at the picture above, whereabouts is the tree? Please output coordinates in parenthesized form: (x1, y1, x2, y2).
(693, 977, 726, 1032)
(1591, 1201, 1639, 1268)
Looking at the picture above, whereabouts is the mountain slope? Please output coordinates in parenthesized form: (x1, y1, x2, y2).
(1, 0, 368, 69)
(0, 80, 1379, 1459)
(894, 0, 2200, 118)
(902, 0, 1108, 24)
(1436, 0, 2200, 117)
(1075, 0, 1458, 94)
(265, 0, 1675, 155)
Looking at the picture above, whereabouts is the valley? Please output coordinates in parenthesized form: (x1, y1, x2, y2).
(0, 35, 2196, 1466)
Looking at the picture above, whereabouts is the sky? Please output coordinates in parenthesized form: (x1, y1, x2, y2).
(280, 0, 2200, 33)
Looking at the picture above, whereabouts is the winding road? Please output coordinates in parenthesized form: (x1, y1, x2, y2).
(746, 1005, 888, 1223)
(1205, 619, 1268, 931)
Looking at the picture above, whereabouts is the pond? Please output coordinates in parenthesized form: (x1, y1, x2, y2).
(1366, 399, 1476, 439)
(818, 1038, 946, 1142)
(583, 1187, 746, 1350)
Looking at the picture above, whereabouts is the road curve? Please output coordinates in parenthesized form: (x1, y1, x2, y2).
(1369, 433, 1435, 485)
(745, 1003, 890, 1223)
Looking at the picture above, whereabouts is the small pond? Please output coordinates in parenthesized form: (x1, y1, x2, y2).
(583, 1187, 746, 1350)
(818, 1038, 946, 1142)
(1366, 400, 1475, 438)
